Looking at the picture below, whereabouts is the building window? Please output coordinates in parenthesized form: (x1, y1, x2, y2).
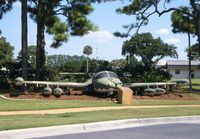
(175, 69, 180, 74)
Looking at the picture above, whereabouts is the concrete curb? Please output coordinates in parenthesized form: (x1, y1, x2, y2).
(0, 116, 200, 139)
(0, 95, 37, 101)
(0, 95, 13, 100)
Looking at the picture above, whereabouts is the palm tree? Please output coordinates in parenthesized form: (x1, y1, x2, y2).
(83, 45, 92, 73)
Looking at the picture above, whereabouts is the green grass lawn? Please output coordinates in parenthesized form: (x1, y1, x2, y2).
(1, 93, 200, 111)
(0, 98, 118, 111)
(1, 87, 200, 131)
(134, 98, 200, 106)
(0, 107, 200, 131)
(180, 79, 200, 92)
(191, 79, 200, 84)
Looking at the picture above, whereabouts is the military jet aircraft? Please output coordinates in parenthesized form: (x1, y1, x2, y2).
(15, 71, 176, 96)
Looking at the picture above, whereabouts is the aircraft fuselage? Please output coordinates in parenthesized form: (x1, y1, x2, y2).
(92, 71, 122, 93)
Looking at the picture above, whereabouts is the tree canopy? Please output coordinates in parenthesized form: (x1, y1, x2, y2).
(122, 32, 178, 69)
(28, 0, 97, 48)
(83, 45, 93, 56)
(0, 30, 14, 67)
(26, 0, 98, 80)
(0, 0, 16, 19)
(186, 43, 200, 60)
(115, 0, 200, 51)
(18, 45, 36, 68)
(171, 6, 196, 34)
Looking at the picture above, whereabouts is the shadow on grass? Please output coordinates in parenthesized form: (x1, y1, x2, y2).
(181, 88, 200, 93)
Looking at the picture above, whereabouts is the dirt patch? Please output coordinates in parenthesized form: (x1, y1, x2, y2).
(134, 93, 197, 100)
(3, 90, 197, 100)
(4, 91, 113, 101)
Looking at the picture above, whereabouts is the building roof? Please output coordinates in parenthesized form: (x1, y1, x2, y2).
(167, 60, 200, 66)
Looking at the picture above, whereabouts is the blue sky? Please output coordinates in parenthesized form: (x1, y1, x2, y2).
(0, 1, 197, 61)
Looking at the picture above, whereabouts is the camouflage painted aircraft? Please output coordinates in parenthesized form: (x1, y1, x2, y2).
(15, 71, 176, 96)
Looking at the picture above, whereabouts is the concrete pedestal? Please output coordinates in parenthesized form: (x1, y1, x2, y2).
(118, 87, 133, 105)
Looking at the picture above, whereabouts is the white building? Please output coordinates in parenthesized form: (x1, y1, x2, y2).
(167, 60, 200, 79)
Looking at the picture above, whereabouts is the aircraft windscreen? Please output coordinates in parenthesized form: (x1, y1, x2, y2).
(109, 72, 118, 78)
(94, 72, 108, 79)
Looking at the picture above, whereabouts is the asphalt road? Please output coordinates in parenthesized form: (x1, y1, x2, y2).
(34, 123, 200, 139)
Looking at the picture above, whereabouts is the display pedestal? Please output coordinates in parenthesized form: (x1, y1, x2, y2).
(118, 87, 133, 105)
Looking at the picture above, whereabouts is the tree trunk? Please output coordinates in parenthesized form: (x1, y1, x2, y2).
(189, 0, 200, 53)
(86, 55, 89, 73)
(188, 33, 192, 93)
(197, 14, 200, 53)
(35, 0, 46, 81)
(21, 0, 28, 93)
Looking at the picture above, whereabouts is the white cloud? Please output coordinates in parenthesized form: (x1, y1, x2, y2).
(156, 28, 170, 35)
(85, 30, 114, 43)
(164, 38, 181, 45)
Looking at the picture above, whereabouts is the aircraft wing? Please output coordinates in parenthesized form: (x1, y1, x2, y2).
(15, 78, 88, 88)
(25, 81, 87, 88)
(123, 82, 177, 88)
(170, 79, 189, 84)
(60, 72, 95, 77)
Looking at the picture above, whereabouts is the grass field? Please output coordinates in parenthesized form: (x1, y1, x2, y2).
(180, 79, 200, 92)
(1, 85, 200, 131)
(1, 94, 200, 111)
(0, 107, 200, 131)
(191, 79, 200, 84)
(0, 98, 118, 111)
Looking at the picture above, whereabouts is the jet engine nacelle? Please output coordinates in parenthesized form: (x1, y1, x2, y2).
(15, 77, 24, 86)
(53, 88, 63, 97)
(43, 87, 52, 96)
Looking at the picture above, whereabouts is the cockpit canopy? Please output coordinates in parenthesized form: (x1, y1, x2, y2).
(94, 71, 118, 80)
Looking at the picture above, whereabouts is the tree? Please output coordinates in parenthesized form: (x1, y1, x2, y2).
(83, 45, 93, 73)
(171, 7, 196, 34)
(186, 43, 200, 60)
(0, 0, 16, 19)
(1, 0, 29, 92)
(27, 0, 97, 80)
(18, 45, 36, 75)
(122, 32, 178, 69)
(21, 0, 28, 93)
(171, 7, 196, 93)
(89, 59, 112, 73)
(0, 30, 14, 67)
(27, 45, 36, 68)
(45, 55, 86, 82)
(0, 1, 16, 68)
(110, 59, 129, 79)
(47, 55, 87, 68)
(115, 0, 200, 52)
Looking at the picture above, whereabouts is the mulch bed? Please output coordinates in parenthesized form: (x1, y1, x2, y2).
(3, 90, 197, 101)
(134, 93, 197, 100)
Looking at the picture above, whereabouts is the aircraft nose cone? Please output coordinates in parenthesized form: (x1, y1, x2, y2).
(116, 83, 122, 88)
(108, 82, 115, 88)
(108, 82, 122, 88)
